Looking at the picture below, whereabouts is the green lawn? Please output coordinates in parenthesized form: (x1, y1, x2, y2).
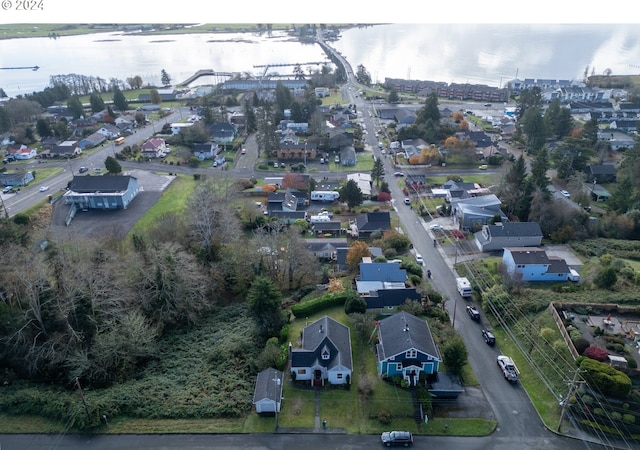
(127, 174, 197, 237)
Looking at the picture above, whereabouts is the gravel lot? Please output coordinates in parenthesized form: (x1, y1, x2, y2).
(50, 170, 175, 241)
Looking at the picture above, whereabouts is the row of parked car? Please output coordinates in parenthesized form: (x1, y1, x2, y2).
(465, 302, 518, 383)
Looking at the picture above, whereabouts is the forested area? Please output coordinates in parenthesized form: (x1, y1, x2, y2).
(0, 175, 323, 428)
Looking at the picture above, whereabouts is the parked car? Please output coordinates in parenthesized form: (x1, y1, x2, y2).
(2, 186, 12, 194)
(78, 166, 88, 173)
(478, 164, 488, 170)
(273, 161, 279, 168)
(482, 329, 496, 345)
(404, 198, 411, 205)
(241, 148, 246, 154)
(430, 224, 443, 232)
(497, 355, 518, 383)
(414, 253, 423, 265)
(394, 171, 404, 177)
(560, 190, 571, 198)
(381, 430, 413, 447)
(466, 305, 480, 321)
(334, 155, 340, 163)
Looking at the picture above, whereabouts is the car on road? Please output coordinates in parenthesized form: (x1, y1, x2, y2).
(404, 198, 411, 205)
(394, 171, 404, 177)
(414, 253, 423, 265)
(482, 329, 496, 345)
(39, 186, 49, 192)
(497, 355, 518, 383)
(381, 430, 413, 447)
(429, 224, 443, 232)
(466, 305, 480, 321)
(560, 190, 571, 198)
(78, 166, 89, 173)
(484, 103, 492, 107)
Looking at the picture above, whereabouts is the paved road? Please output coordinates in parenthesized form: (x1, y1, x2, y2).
(0, 432, 617, 450)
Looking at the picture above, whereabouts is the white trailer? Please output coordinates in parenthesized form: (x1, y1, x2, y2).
(456, 277, 472, 298)
(309, 215, 332, 224)
(310, 190, 340, 201)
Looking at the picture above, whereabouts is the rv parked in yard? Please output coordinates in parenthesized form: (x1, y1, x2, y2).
(310, 190, 340, 202)
(309, 215, 332, 224)
(456, 277, 472, 299)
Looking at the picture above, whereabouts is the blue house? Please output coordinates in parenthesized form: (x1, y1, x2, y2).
(502, 247, 573, 282)
(0, 171, 34, 187)
(376, 311, 441, 386)
(64, 175, 139, 210)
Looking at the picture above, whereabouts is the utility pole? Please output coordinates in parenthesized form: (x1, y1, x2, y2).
(557, 368, 585, 432)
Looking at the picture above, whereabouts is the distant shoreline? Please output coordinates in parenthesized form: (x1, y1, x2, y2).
(0, 23, 360, 41)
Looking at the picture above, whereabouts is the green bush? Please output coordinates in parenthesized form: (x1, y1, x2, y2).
(290, 290, 356, 318)
(623, 414, 636, 424)
(579, 357, 632, 399)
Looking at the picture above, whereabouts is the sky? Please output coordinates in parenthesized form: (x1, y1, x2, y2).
(1, 2, 638, 25)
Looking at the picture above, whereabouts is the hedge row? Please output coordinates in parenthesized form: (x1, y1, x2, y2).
(290, 290, 358, 318)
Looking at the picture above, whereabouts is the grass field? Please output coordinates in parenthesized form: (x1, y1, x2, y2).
(127, 174, 196, 237)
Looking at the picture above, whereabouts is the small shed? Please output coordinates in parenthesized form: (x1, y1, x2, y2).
(253, 368, 283, 415)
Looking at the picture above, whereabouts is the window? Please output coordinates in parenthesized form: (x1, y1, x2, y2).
(336, 373, 343, 379)
(322, 350, 330, 360)
(297, 369, 306, 375)
(396, 363, 402, 371)
(406, 349, 417, 358)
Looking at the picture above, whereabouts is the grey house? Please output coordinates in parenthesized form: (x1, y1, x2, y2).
(474, 222, 543, 252)
(585, 164, 617, 183)
(451, 194, 507, 231)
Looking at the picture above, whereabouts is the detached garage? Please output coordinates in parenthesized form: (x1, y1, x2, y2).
(253, 368, 283, 415)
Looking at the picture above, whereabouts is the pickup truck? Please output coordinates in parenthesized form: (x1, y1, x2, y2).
(497, 355, 519, 383)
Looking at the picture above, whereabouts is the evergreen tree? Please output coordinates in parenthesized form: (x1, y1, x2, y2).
(521, 107, 546, 154)
(340, 179, 364, 211)
(36, 118, 52, 138)
(243, 101, 256, 133)
(67, 96, 84, 118)
(160, 69, 171, 86)
(371, 157, 385, 187)
(89, 92, 105, 113)
(105, 155, 122, 174)
(113, 86, 128, 111)
(388, 87, 399, 103)
(530, 147, 551, 192)
(515, 86, 543, 121)
(247, 276, 286, 339)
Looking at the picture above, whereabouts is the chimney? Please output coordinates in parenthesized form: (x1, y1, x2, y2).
(319, 324, 323, 333)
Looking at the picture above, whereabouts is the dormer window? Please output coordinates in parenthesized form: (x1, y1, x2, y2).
(406, 349, 417, 359)
(322, 349, 330, 360)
